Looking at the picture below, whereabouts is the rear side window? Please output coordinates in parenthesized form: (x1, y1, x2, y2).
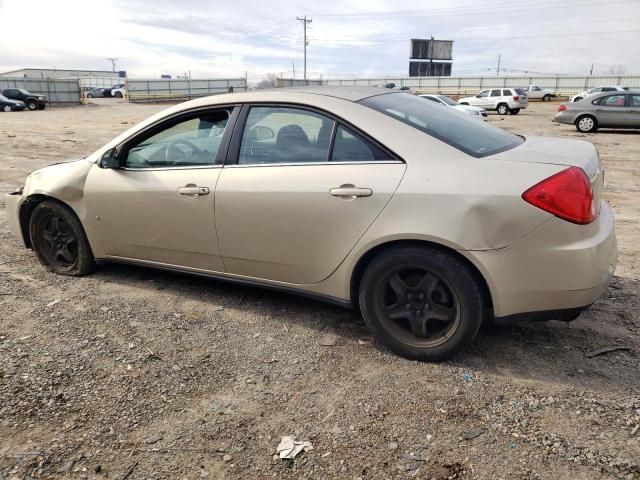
(600, 95, 626, 107)
(360, 93, 523, 158)
(490, 89, 501, 97)
(331, 126, 389, 162)
(632, 95, 640, 107)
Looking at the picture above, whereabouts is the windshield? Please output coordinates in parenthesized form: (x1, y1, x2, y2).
(360, 93, 523, 157)
(437, 95, 458, 106)
(17, 89, 30, 95)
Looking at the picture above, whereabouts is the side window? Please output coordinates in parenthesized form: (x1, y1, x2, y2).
(490, 89, 502, 97)
(632, 95, 640, 107)
(601, 95, 626, 107)
(533, 86, 541, 91)
(477, 90, 489, 98)
(124, 110, 230, 168)
(602, 87, 616, 92)
(331, 126, 390, 162)
(238, 106, 334, 165)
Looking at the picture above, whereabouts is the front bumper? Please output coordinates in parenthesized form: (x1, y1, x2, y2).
(6, 190, 27, 247)
(468, 201, 617, 318)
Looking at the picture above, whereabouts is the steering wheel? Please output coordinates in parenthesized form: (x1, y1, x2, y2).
(165, 139, 201, 164)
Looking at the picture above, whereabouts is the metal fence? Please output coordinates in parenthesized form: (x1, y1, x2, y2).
(278, 75, 640, 97)
(0, 77, 80, 104)
(127, 78, 248, 103)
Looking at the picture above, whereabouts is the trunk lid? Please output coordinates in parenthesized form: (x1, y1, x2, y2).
(490, 135, 603, 208)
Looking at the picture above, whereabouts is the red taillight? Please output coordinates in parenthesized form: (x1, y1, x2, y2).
(558, 104, 567, 112)
(513, 96, 519, 101)
(522, 167, 596, 224)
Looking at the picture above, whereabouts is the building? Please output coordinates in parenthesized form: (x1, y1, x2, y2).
(0, 68, 124, 80)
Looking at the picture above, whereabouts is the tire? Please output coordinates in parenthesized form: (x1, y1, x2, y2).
(37, 104, 45, 110)
(358, 246, 484, 361)
(26, 100, 37, 111)
(2, 105, 12, 112)
(575, 115, 597, 133)
(573, 96, 583, 102)
(114, 91, 123, 98)
(509, 108, 520, 115)
(459, 102, 469, 105)
(87, 94, 93, 98)
(496, 103, 508, 115)
(29, 201, 95, 276)
(542, 94, 551, 102)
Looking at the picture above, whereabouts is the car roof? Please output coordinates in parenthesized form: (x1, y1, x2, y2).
(261, 86, 395, 102)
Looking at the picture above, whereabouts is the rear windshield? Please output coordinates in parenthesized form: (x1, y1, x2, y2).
(360, 93, 523, 157)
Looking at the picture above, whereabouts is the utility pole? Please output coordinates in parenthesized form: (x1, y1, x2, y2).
(496, 54, 501, 77)
(589, 64, 594, 75)
(297, 16, 312, 82)
(292, 62, 296, 80)
(107, 57, 118, 72)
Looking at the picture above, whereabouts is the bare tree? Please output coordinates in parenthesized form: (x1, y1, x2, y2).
(605, 64, 627, 75)
(256, 73, 279, 89)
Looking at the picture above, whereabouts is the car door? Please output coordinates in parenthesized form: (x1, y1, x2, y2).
(214, 104, 406, 285)
(470, 90, 490, 108)
(627, 94, 640, 127)
(593, 94, 628, 127)
(83, 106, 237, 272)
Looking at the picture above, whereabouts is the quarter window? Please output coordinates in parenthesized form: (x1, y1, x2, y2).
(331, 126, 389, 162)
(238, 107, 334, 165)
(124, 110, 230, 168)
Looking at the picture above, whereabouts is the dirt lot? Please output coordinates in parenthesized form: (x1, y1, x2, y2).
(1, 100, 638, 480)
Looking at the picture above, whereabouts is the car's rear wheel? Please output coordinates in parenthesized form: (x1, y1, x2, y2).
(496, 103, 508, 115)
(358, 246, 484, 361)
(30, 201, 95, 276)
(87, 94, 93, 98)
(576, 115, 597, 133)
(509, 108, 520, 115)
(542, 94, 551, 101)
(26, 100, 37, 111)
(3, 105, 12, 112)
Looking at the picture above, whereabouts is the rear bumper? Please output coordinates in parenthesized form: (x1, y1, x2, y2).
(468, 201, 617, 318)
(554, 111, 577, 125)
(6, 190, 27, 247)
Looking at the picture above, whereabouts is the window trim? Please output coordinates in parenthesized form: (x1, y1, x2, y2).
(108, 105, 240, 171)
(224, 102, 404, 167)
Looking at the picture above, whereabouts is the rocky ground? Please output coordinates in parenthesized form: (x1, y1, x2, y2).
(0, 99, 638, 479)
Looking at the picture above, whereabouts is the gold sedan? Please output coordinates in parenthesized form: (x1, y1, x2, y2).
(6, 88, 617, 361)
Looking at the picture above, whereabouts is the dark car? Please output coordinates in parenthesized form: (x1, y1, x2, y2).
(2, 88, 47, 110)
(0, 94, 26, 112)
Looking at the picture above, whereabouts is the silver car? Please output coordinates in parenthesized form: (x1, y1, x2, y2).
(554, 90, 640, 132)
(419, 94, 488, 120)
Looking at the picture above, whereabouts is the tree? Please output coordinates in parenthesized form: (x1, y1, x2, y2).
(256, 73, 279, 89)
(605, 64, 627, 75)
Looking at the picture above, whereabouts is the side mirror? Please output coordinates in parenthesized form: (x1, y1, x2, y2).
(253, 126, 275, 141)
(100, 148, 121, 168)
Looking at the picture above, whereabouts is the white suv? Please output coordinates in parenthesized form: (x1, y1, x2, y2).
(458, 88, 528, 115)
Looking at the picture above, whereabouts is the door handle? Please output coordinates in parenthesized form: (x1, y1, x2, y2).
(330, 186, 372, 198)
(178, 186, 210, 196)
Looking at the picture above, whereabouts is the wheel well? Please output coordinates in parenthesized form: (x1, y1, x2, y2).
(575, 113, 596, 123)
(349, 240, 494, 314)
(19, 195, 79, 249)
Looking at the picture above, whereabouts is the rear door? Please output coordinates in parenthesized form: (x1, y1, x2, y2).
(627, 94, 640, 127)
(594, 94, 628, 127)
(488, 89, 502, 108)
(214, 104, 406, 285)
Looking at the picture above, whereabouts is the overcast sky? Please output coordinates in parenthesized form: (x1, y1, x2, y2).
(1, 0, 639, 81)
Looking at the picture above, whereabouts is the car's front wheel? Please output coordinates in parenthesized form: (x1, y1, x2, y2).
(29, 201, 95, 276)
(573, 96, 583, 102)
(37, 104, 45, 110)
(576, 115, 598, 133)
(542, 94, 551, 101)
(2, 105, 12, 112)
(359, 246, 484, 361)
(496, 103, 509, 115)
(26, 100, 37, 110)
(114, 91, 123, 98)
(459, 102, 469, 105)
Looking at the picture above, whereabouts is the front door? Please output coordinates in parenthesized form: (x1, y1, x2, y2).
(627, 94, 640, 128)
(84, 107, 236, 272)
(215, 105, 406, 285)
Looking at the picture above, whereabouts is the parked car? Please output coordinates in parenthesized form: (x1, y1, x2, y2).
(6, 87, 617, 361)
(522, 85, 556, 101)
(458, 88, 528, 115)
(419, 94, 488, 120)
(554, 90, 640, 132)
(569, 86, 629, 103)
(0, 94, 27, 112)
(2, 88, 47, 110)
(86, 88, 108, 98)
(110, 84, 126, 98)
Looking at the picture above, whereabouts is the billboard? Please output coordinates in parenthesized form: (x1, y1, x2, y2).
(409, 61, 452, 77)
(410, 39, 453, 61)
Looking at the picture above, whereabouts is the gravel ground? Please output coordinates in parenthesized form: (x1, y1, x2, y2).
(1, 99, 639, 480)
